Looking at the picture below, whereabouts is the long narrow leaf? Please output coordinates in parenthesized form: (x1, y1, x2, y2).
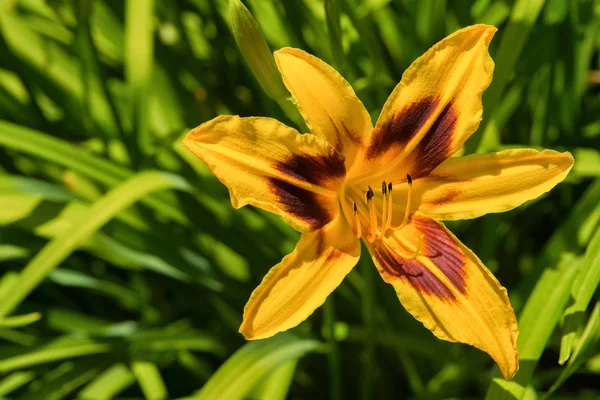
(0, 171, 191, 318)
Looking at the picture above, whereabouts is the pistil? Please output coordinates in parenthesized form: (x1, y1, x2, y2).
(353, 174, 414, 245)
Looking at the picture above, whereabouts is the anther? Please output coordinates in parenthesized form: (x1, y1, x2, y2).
(382, 181, 393, 234)
(366, 186, 374, 200)
(379, 181, 388, 240)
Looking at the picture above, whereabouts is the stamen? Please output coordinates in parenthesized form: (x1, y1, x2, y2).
(382, 182, 393, 234)
(366, 186, 377, 242)
(396, 234, 424, 260)
(380, 181, 388, 239)
(400, 173, 412, 229)
(353, 202, 361, 238)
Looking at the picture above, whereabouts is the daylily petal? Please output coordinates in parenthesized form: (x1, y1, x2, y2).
(274, 47, 373, 164)
(366, 215, 519, 379)
(240, 215, 360, 339)
(350, 24, 496, 183)
(183, 116, 346, 232)
(389, 149, 573, 223)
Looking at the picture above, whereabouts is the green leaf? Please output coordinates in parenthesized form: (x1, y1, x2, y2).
(548, 302, 600, 397)
(325, 0, 344, 71)
(24, 357, 110, 400)
(0, 120, 190, 224)
(0, 371, 36, 397)
(0, 337, 112, 373)
(0, 312, 42, 328)
(193, 333, 323, 400)
(469, 0, 548, 152)
(248, 360, 298, 400)
(132, 361, 168, 400)
(0, 171, 191, 319)
(125, 0, 155, 161)
(559, 226, 600, 363)
(78, 363, 136, 400)
(484, 254, 580, 400)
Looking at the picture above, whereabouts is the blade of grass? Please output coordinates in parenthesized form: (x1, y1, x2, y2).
(0, 170, 191, 319)
(78, 363, 136, 400)
(468, 0, 548, 152)
(24, 357, 110, 400)
(0, 371, 36, 397)
(0, 120, 190, 224)
(0, 312, 42, 328)
(519, 179, 600, 297)
(75, 0, 126, 147)
(359, 255, 375, 400)
(0, 338, 112, 373)
(324, 296, 342, 400)
(547, 301, 600, 397)
(125, 0, 155, 164)
(484, 254, 580, 400)
(248, 360, 298, 400)
(559, 226, 600, 363)
(132, 361, 168, 400)
(193, 333, 323, 400)
(325, 0, 344, 72)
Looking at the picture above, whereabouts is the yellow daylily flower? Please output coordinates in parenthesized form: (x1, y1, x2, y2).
(183, 24, 574, 380)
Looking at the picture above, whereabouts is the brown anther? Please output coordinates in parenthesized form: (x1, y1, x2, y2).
(366, 186, 374, 201)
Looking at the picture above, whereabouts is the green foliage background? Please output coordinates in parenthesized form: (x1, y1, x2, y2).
(0, 0, 599, 398)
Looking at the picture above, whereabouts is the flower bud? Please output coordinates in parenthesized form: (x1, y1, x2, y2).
(229, 0, 288, 100)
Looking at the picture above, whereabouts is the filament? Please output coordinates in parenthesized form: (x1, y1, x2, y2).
(353, 174, 414, 242)
(399, 174, 412, 229)
(366, 186, 377, 242)
(353, 202, 362, 239)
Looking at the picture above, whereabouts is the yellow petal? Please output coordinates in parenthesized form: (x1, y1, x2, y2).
(240, 215, 360, 339)
(367, 215, 519, 379)
(183, 116, 346, 232)
(349, 24, 496, 184)
(274, 47, 373, 164)
(390, 149, 573, 222)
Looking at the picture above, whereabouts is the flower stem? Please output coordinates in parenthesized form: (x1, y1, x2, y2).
(324, 296, 342, 400)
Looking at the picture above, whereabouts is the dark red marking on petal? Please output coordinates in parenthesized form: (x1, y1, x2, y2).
(412, 217, 466, 293)
(315, 230, 326, 257)
(334, 119, 363, 151)
(429, 173, 474, 184)
(432, 188, 460, 207)
(411, 102, 458, 179)
(268, 151, 346, 231)
(367, 97, 439, 159)
(268, 178, 333, 230)
(371, 241, 455, 299)
(273, 151, 346, 186)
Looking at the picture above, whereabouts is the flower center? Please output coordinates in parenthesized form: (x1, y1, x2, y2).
(352, 173, 424, 258)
